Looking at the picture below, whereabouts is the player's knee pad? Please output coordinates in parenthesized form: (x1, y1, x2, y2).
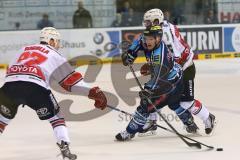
(148, 112, 158, 121)
(0, 113, 11, 133)
(0, 89, 18, 120)
(0, 104, 18, 120)
(188, 99, 203, 115)
(180, 101, 194, 110)
(126, 106, 149, 134)
(35, 92, 60, 120)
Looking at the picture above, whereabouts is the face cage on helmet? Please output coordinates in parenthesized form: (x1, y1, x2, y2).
(143, 19, 162, 28)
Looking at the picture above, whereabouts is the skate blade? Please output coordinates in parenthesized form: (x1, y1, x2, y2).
(138, 130, 157, 137)
(56, 153, 72, 160)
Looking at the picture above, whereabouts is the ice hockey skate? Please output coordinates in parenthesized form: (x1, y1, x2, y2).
(204, 113, 216, 135)
(184, 117, 199, 134)
(115, 130, 135, 141)
(57, 141, 77, 160)
(138, 120, 158, 137)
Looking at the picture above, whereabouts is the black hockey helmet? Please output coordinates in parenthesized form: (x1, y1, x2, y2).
(143, 25, 163, 38)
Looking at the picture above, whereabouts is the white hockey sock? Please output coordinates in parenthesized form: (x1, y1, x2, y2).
(148, 112, 158, 121)
(0, 114, 11, 134)
(188, 100, 209, 122)
(53, 125, 70, 144)
(48, 115, 70, 144)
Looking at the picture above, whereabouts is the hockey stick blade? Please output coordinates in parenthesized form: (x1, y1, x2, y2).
(107, 104, 212, 149)
(156, 124, 214, 149)
(155, 108, 202, 149)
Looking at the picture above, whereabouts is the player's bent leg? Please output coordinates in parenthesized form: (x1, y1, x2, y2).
(48, 113, 77, 160)
(140, 112, 158, 133)
(0, 87, 19, 134)
(172, 104, 199, 134)
(181, 100, 216, 135)
(48, 113, 70, 143)
(0, 114, 11, 134)
(115, 104, 149, 141)
(27, 86, 77, 160)
(0, 104, 17, 134)
(190, 100, 217, 135)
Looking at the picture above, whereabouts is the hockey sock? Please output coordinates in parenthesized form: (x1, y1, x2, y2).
(126, 107, 149, 134)
(148, 112, 158, 121)
(180, 100, 209, 122)
(0, 114, 11, 134)
(189, 100, 209, 122)
(48, 115, 70, 144)
(174, 106, 193, 124)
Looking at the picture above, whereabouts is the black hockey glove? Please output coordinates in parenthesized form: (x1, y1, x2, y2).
(121, 52, 135, 66)
(139, 89, 153, 100)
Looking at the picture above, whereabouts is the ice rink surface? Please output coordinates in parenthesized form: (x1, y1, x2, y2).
(0, 58, 240, 160)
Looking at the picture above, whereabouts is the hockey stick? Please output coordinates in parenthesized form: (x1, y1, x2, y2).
(128, 65, 202, 149)
(107, 104, 214, 149)
(107, 105, 132, 116)
(155, 124, 214, 149)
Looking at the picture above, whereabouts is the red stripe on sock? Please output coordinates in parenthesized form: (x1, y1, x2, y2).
(0, 122, 6, 132)
(51, 119, 65, 128)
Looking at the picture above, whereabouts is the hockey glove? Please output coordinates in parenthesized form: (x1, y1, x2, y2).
(88, 87, 107, 110)
(139, 89, 153, 100)
(140, 63, 151, 76)
(167, 65, 182, 84)
(121, 52, 135, 66)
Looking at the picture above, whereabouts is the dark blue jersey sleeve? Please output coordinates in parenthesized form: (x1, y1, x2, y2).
(127, 34, 145, 58)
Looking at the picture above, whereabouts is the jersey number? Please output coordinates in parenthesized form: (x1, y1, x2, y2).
(17, 51, 47, 66)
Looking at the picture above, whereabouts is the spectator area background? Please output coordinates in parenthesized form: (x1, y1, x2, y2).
(0, 0, 116, 30)
(0, 0, 239, 31)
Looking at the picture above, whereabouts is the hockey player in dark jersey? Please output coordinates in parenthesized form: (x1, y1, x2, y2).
(115, 26, 191, 141)
(123, 8, 216, 135)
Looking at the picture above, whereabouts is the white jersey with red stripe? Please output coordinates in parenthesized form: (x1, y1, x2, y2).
(162, 20, 194, 70)
(5, 44, 90, 95)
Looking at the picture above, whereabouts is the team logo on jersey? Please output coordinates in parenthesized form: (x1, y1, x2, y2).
(0, 105, 11, 116)
(7, 65, 46, 81)
(36, 108, 49, 117)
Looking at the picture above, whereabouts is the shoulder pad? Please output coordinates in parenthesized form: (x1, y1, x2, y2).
(162, 20, 169, 27)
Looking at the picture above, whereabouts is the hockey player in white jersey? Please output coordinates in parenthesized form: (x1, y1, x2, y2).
(139, 9, 216, 135)
(0, 27, 107, 160)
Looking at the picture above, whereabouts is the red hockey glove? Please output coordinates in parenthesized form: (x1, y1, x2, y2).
(88, 87, 107, 110)
(140, 63, 151, 76)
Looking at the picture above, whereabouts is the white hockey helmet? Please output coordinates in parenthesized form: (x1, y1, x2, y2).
(40, 27, 61, 44)
(143, 8, 164, 28)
